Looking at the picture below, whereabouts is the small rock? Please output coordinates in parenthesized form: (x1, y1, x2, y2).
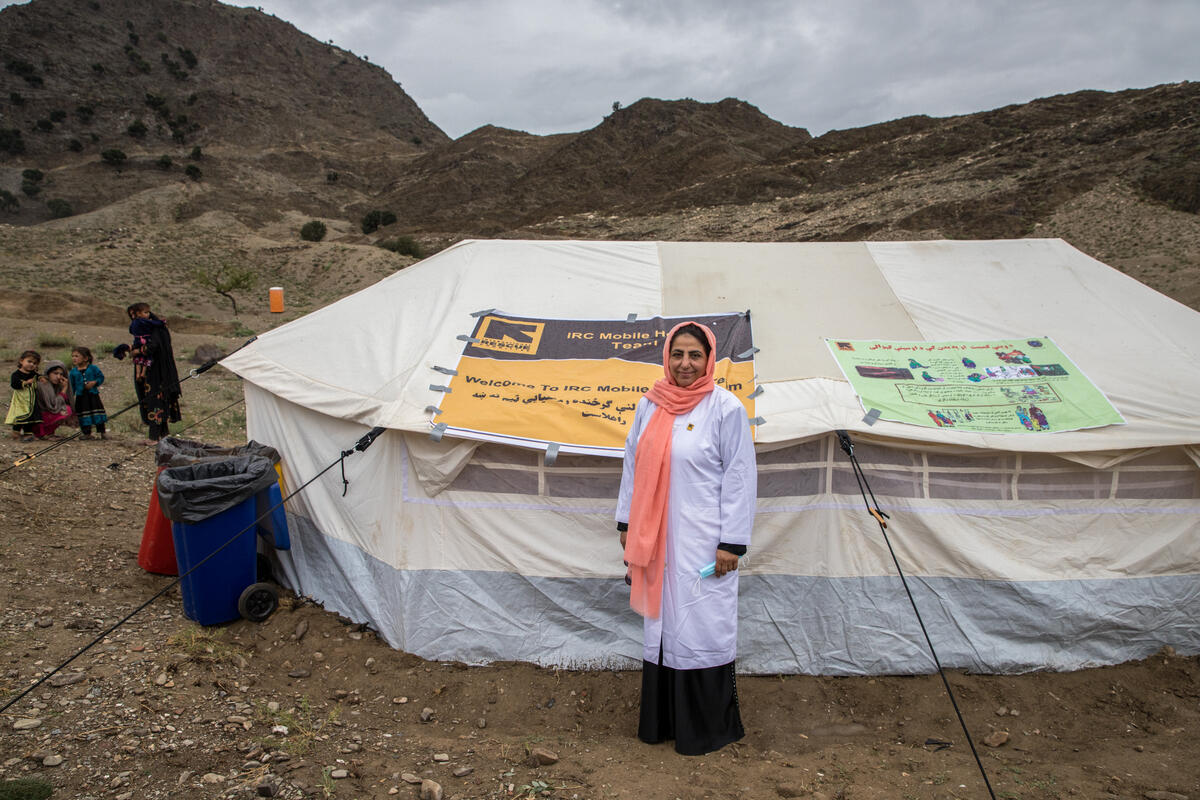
(365, 657, 377, 673)
(420, 707, 435, 722)
(775, 784, 803, 799)
(476, 717, 487, 729)
(272, 725, 289, 735)
(401, 773, 423, 784)
(330, 769, 349, 779)
(287, 668, 310, 678)
(154, 672, 169, 686)
(995, 706, 1008, 716)
(1009, 708, 1020, 717)
(432, 753, 450, 762)
(1135, 744, 1145, 752)
(267, 701, 280, 713)
(527, 747, 558, 766)
(389, 789, 399, 796)
(48, 672, 86, 687)
(192, 343, 226, 364)
(201, 773, 225, 784)
(420, 778, 444, 800)
(393, 696, 408, 704)
(35, 617, 53, 628)
(982, 730, 1009, 748)
(12, 718, 42, 731)
(1144, 792, 1189, 800)
(42, 754, 64, 767)
(453, 766, 473, 778)
(312, 652, 325, 662)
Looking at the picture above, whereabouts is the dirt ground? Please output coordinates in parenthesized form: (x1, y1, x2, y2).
(1, 412, 1198, 800)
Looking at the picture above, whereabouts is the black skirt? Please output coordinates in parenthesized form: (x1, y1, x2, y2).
(638, 658, 744, 755)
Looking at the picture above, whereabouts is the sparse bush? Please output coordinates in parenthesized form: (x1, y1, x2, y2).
(46, 198, 73, 218)
(76, 104, 94, 123)
(177, 47, 198, 69)
(21, 169, 43, 183)
(9, 92, 24, 106)
(410, 136, 422, 146)
(157, 154, 172, 169)
(194, 262, 254, 315)
(37, 333, 70, 348)
(68, 139, 83, 152)
(127, 119, 147, 138)
(1, 128, 26, 155)
(326, 171, 338, 183)
(100, 148, 127, 167)
(360, 209, 396, 234)
(145, 92, 167, 111)
(300, 220, 327, 242)
(0, 189, 18, 212)
(186, 93, 197, 105)
(377, 236, 423, 258)
(20, 181, 39, 197)
(49, 109, 66, 123)
(35, 119, 53, 132)
(92, 63, 105, 74)
(189, 145, 202, 160)
(184, 163, 201, 181)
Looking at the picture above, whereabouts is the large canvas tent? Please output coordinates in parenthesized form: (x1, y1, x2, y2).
(221, 239, 1200, 675)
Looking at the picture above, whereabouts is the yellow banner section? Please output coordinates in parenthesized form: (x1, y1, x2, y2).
(439, 357, 757, 451)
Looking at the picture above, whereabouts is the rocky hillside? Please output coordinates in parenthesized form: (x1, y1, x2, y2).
(0, 0, 446, 225)
(0, 0, 1197, 322)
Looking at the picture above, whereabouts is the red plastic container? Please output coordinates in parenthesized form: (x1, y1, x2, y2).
(138, 466, 179, 575)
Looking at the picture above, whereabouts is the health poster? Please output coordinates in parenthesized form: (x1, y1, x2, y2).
(825, 337, 1124, 434)
(436, 312, 756, 456)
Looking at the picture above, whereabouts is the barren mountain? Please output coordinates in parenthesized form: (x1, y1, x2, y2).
(0, 0, 1197, 323)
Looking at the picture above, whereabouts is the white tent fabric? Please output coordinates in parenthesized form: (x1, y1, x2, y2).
(222, 239, 1200, 675)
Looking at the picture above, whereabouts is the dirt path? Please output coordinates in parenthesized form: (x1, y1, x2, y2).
(1, 437, 1198, 800)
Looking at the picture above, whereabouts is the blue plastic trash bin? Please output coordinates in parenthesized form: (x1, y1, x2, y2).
(171, 495, 259, 625)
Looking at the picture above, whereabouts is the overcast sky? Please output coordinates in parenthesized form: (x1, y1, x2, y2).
(9, 0, 1200, 139)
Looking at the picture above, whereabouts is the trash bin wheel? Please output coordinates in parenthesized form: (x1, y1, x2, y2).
(238, 583, 278, 623)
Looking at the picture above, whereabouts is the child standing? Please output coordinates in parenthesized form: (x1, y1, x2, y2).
(6, 350, 41, 442)
(70, 346, 108, 439)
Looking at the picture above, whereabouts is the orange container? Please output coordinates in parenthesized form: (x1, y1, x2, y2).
(269, 286, 284, 313)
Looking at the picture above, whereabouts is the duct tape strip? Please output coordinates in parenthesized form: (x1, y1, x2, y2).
(749, 416, 766, 426)
(470, 308, 496, 317)
(432, 365, 458, 376)
(626, 313, 638, 323)
(429, 384, 452, 393)
(457, 335, 481, 343)
(544, 442, 560, 466)
(737, 346, 760, 359)
(746, 385, 764, 399)
(430, 422, 447, 442)
(424, 405, 443, 416)
(863, 407, 882, 426)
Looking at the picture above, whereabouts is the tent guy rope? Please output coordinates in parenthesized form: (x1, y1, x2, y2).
(836, 429, 997, 800)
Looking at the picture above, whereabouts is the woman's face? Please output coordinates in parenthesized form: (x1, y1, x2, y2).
(47, 368, 66, 385)
(668, 332, 707, 388)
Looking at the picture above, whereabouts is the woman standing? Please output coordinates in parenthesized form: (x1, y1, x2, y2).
(615, 320, 757, 755)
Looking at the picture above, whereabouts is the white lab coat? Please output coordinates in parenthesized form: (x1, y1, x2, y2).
(616, 386, 757, 670)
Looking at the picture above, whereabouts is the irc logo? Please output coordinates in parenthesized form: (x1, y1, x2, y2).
(474, 316, 546, 355)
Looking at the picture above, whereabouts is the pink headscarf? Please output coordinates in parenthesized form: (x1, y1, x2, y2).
(623, 321, 717, 618)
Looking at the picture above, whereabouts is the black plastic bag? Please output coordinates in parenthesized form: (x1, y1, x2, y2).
(155, 437, 280, 468)
(157, 456, 280, 524)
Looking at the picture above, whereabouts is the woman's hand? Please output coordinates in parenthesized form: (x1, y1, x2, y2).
(713, 549, 739, 577)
